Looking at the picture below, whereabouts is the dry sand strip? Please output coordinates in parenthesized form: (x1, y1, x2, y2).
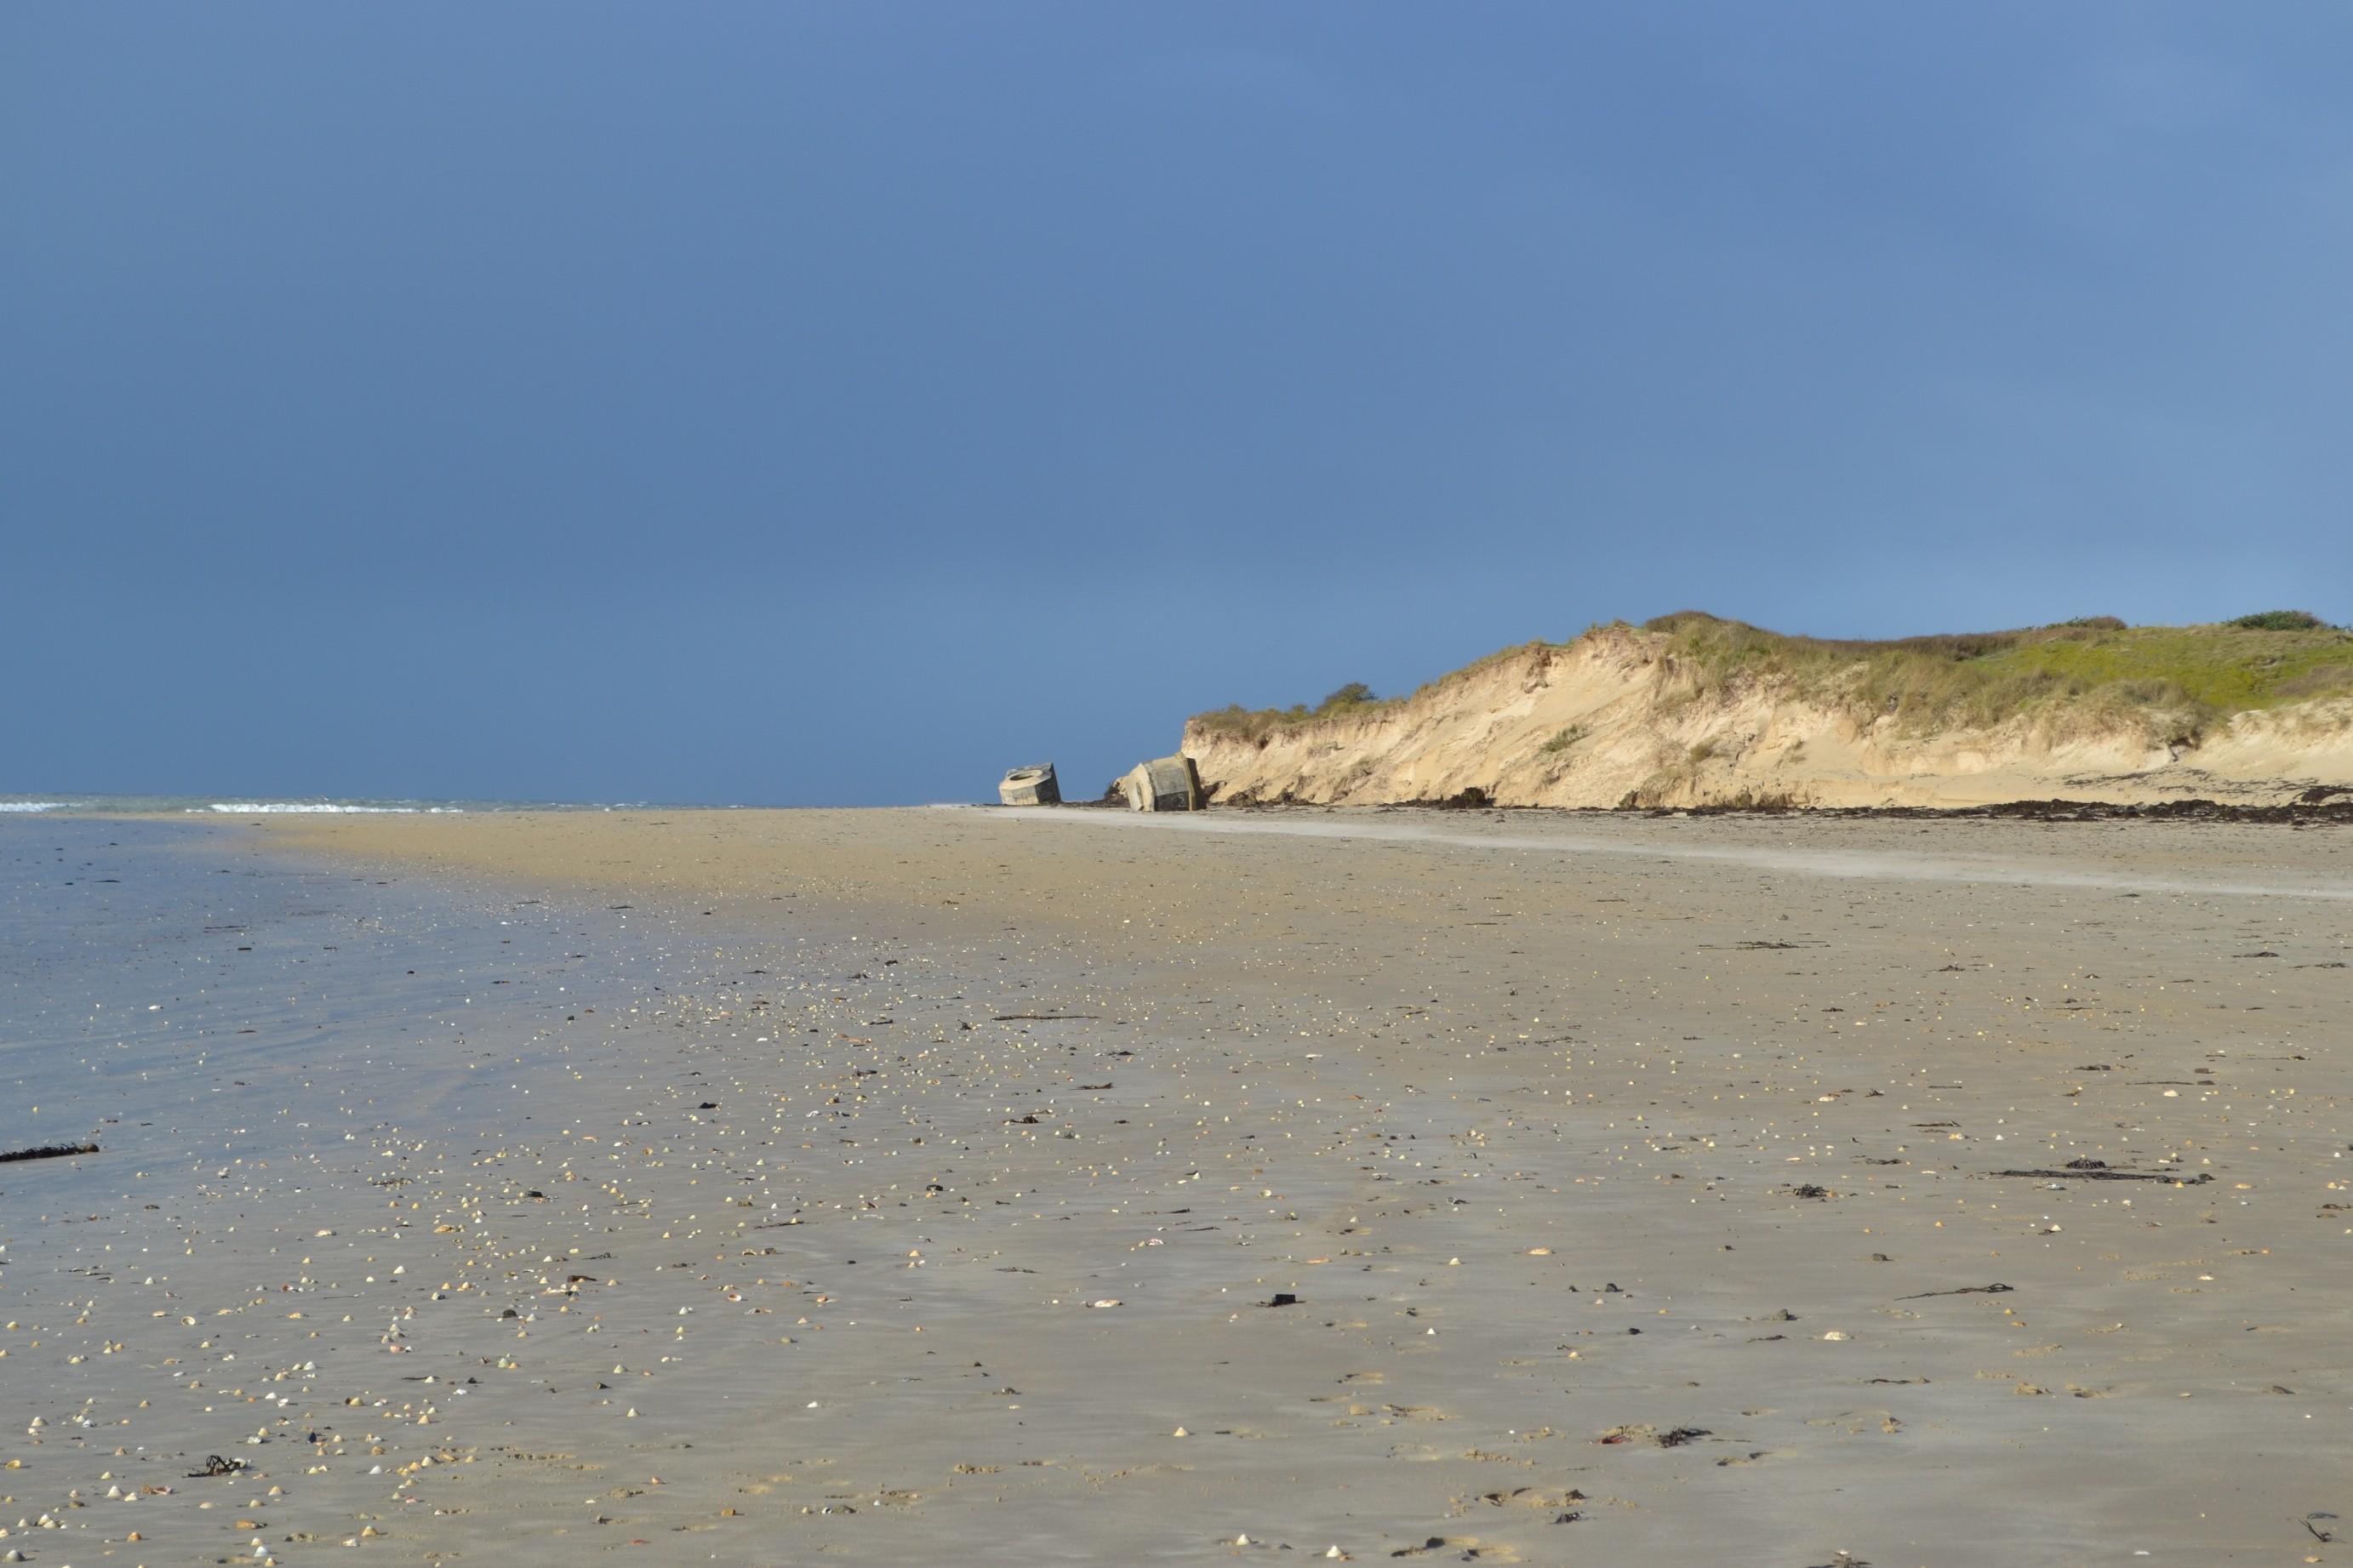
(1018, 803, 2353, 904)
(4, 807, 2350, 1566)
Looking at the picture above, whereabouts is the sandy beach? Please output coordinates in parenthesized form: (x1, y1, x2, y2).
(6, 804, 2352, 1566)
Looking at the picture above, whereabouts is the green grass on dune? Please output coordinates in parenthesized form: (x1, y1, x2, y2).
(1967, 626, 2353, 712)
(1190, 680, 1402, 744)
(1191, 613, 2353, 749)
(1650, 611, 2353, 741)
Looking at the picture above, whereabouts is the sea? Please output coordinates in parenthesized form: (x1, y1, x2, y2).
(0, 795, 666, 815)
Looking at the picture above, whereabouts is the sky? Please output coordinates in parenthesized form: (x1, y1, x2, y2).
(5, 4, 2351, 806)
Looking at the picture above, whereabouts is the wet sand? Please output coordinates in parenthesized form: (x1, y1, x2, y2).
(6, 806, 2353, 1566)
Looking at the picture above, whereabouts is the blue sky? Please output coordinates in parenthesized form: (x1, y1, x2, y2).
(6, 4, 2350, 805)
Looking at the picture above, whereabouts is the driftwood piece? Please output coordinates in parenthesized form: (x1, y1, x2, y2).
(0, 1142, 100, 1165)
(1994, 1166, 2212, 1183)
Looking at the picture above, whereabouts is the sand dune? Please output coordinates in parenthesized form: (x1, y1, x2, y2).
(1185, 621, 2353, 808)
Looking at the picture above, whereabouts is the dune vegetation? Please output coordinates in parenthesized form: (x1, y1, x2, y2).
(1191, 679, 1403, 744)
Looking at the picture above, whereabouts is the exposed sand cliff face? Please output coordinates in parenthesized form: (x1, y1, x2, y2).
(1184, 626, 2353, 808)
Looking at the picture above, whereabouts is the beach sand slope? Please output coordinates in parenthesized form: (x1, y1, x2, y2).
(4, 806, 2350, 1565)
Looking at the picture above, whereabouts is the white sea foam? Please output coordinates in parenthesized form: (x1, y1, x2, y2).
(203, 802, 421, 814)
(0, 801, 67, 813)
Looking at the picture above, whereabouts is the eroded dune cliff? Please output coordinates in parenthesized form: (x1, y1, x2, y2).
(1183, 615, 2353, 809)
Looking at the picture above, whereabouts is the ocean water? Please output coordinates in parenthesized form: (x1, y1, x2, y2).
(0, 795, 681, 815)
